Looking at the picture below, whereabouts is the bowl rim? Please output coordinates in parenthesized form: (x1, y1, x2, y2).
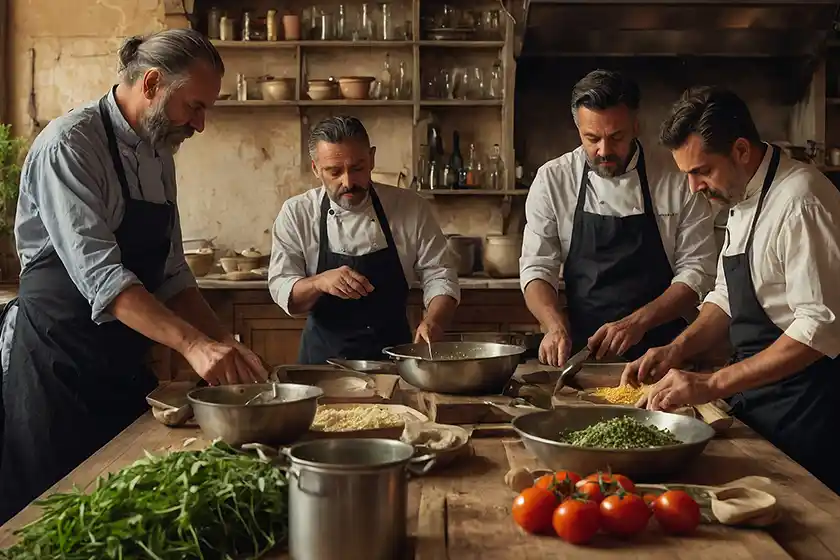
(187, 382, 324, 408)
(511, 406, 715, 454)
(382, 341, 526, 362)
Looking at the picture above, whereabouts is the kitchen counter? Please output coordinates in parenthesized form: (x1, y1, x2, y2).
(3, 363, 839, 558)
(196, 275, 530, 290)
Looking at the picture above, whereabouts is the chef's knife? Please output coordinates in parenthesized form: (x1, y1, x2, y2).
(551, 347, 591, 403)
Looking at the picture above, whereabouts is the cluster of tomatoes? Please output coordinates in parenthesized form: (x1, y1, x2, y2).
(511, 470, 701, 545)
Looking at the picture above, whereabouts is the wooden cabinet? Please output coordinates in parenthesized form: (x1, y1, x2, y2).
(149, 287, 544, 381)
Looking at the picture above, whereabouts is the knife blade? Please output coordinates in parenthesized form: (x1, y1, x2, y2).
(551, 347, 591, 404)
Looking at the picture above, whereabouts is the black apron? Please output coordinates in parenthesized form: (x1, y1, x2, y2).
(298, 188, 412, 364)
(0, 94, 174, 523)
(723, 145, 840, 495)
(563, 144, 687, 361)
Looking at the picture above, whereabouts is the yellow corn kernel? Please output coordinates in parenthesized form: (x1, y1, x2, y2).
(589, 384, 649, 405)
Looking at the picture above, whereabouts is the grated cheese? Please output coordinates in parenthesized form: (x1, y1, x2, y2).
(589, 384, 650, 405)
(311, 405, 405, 432)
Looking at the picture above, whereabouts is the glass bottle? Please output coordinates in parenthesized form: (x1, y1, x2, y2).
(489, 60, 503, 100)
(207, 7, 222, 39)
(394, 61, 411, 100)
(417, 145, 429, 189)
(428, 160, 440, 190)
(487, 144, 505, 190)
(465, 143, 480, 187)
(359, 3, 376, 40)
(449, 131, 464, 188)
(336, 5, 347, 39)
(379, 3, 393, 40)
(378, 54, 394, 100)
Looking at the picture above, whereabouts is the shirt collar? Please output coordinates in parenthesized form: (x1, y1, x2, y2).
(105, 85, 144, 149)
(742, 142, 772, 203)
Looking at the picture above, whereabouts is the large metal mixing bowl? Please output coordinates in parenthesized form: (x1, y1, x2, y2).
(187, 383, 323, 446)
(382, 342, 525, 395)
(512, 406, 715, 481)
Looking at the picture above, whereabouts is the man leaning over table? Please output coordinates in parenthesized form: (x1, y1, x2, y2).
(623, 86, 840, 495)
(268, 115, 460, 364)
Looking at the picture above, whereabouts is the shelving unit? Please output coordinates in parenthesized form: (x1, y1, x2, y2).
(194, 0, 516, 195)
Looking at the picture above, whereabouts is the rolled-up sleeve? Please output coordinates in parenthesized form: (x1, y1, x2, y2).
(520, 168, 563, 292)
(777, 201, 840, 357)
(414, 198, 460, 309)
(268, 201, 308, 316)
(155, 205, 197, 302)
(671, 187, 717, 298)
(703, 250, 730, 316)
(30, 142, 140, 323)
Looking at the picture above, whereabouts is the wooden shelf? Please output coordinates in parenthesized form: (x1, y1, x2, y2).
(418, 189, 528, 196)
(418, 40, 505, 48)
(211, 39, 500, 49)
(420, 100, 504, 107)
(214, 100, 413, 108)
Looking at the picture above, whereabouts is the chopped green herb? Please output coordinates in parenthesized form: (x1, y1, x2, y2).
(559, 416, 681, 449)
(0, 441, 287, 559)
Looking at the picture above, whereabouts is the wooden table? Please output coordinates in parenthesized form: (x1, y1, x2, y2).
(2, 397, 840, 558)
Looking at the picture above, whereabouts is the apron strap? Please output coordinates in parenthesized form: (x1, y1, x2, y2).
(745, 144, 781, 254)
(98, 94, 133, 203)
(634, 143, 656, 217)
(316, 192, 332, 274)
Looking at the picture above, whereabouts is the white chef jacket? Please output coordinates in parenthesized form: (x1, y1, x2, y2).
(269, 183, 461, 317)
(704, 145, 840, 359)
(520, 144, 718, 299)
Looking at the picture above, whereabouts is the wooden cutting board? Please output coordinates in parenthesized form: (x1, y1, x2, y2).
(273, 365, 400, 404)
(416, 392, 518, 425)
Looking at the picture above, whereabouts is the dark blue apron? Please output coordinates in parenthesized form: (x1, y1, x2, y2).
(563, 143, 687, 361)
(0, 92, 175, 523)
(723, 145, 840, 494)
(297, 187, 412, 364)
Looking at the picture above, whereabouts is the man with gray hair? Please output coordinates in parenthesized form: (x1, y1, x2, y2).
(269, 116, 460, 364)
(521, 69, 717, 367)
(0, 29, 267, 523)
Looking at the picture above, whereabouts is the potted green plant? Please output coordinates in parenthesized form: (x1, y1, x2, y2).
(0, 123, 27, 235)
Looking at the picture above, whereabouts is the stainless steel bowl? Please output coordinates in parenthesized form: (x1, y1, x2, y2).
(512, 406, 715, 481)
(382, 342, 525, 395)
(187, 383, 323, 446)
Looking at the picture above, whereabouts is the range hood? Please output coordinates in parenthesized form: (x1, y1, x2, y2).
(516, 0, 839, 57)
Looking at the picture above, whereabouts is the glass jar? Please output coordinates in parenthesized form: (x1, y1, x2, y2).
(379, 3, 393, 40)
(207, 7, 222, 39)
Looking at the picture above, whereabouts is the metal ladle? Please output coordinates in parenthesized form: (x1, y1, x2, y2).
(244, 382, 278, 406)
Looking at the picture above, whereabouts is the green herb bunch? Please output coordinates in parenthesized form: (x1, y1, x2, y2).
(559, 416, 681, 449)
(0, 442, 288, 559)
(0, 124, 27, 235)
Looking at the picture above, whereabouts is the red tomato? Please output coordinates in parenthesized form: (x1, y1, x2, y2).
(653, 490, 701, 534)
(534, 471, 582, 497)
(512, 487, 558, 534)
(642, 493, 659, 507)
(577, 480, 605, 504)
(552, 498, 601, 545)
(600, 493, 651, 537)
(585, 473, 636, 494)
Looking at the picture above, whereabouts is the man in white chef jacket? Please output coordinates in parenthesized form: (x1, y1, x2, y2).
(269, 116, 460, 364)
(521, 70, 717, 366)
(623, 86, 840, 494)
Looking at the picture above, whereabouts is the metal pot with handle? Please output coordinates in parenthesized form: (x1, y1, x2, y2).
(286, 438, 433, 560)
(482, 234, 522, 278)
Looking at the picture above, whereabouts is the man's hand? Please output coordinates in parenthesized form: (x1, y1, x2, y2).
(183, 338, 266, 385)
(230, 340, 269, 381)
(620, 344, 684, 387)
(637, 369, 718, 411)
(588, 315, 647, 360)
(314, 265, 374, 300)
(539, 327, 572, 367)
(414, 320, 444, 344)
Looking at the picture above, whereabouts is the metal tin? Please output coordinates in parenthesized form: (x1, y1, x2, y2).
(267, 9, 278, 40)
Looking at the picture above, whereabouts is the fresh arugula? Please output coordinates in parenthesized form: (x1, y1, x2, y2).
(0, 441, 288, 559)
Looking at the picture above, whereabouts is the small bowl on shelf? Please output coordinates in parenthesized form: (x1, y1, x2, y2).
(338, 76, 376, 100)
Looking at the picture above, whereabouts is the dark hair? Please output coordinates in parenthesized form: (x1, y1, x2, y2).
(659, 86, 761, 155)
(571, 70, 641, 122)
(308, 116, 371, 159)
(117, 29, 224, 86)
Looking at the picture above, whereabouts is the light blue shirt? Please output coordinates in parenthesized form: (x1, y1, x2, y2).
(1, 89, 196, 372)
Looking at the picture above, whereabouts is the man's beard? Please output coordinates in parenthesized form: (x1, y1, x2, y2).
(138, 92, 195, 152)
(586, 152, 629, 178)
(327, 183, 369, 210)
